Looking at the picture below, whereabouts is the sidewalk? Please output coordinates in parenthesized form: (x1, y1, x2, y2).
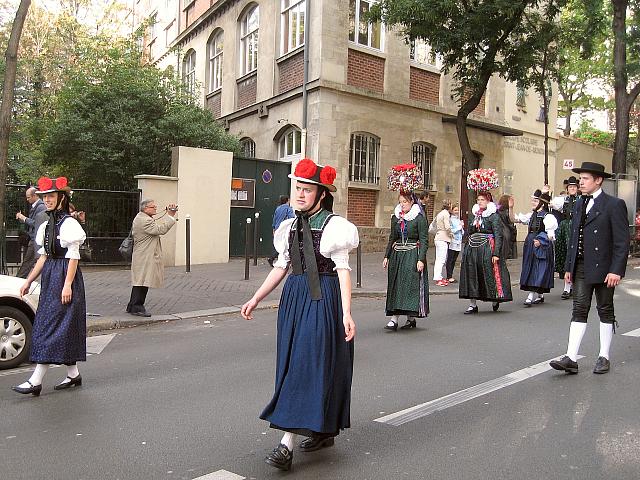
(84, 249, 526, 332)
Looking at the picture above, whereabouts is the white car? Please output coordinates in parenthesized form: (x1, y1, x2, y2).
(0, 275, 40, 369)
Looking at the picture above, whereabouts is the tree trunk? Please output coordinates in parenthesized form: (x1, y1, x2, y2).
(612, 0, 640, 174)
(0, 0, 31, 272)
(563, 104, 573, 137)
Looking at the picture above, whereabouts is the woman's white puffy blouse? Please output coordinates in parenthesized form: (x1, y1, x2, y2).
(272, 215, 360, 270)
(36, 217, 87, 260)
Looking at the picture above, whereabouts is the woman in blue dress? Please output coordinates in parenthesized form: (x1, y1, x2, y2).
(520, 190, 558, 306)
(12, 176, 87, 396)
(241, 158, 359, 471)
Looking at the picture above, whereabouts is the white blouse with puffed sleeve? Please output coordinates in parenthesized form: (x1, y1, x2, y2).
(320, 216, 359, 270)
(272, 217, 297, 270)
(36, 217, 87, 259)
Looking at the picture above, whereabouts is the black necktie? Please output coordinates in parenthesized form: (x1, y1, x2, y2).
(289, 213, 322, 301)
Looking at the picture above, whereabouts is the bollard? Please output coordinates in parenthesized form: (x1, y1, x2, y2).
(185, 215, 191, 273)
(245, 218, 252, 280)
(253, 212, 260, 266)
(356, 243, 362, 288)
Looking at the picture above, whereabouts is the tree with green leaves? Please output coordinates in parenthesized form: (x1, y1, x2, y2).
(369, 0, 565, 178)
(40, 37, 240, 189)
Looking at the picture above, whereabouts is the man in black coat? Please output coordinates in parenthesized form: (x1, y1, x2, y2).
(550, 162, 629, 374)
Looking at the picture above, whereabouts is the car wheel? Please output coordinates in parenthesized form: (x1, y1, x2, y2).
(0, 306, 32, 370)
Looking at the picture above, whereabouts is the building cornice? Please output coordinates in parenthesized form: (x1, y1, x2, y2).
(441, 115, 523, 137)
(171, 0, 237, 49)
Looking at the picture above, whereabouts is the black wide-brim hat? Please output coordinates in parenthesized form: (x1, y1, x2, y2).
(572, 161, 612, 178)
(35, 176, 72, 194)
(538, 192, 551, 204)
(565, 176, 579, 186)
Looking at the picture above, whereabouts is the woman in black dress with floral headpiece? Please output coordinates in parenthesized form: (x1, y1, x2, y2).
(12, 176, 86, 396)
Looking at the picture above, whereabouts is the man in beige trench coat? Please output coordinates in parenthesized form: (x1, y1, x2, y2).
(126, 199, 177, 316)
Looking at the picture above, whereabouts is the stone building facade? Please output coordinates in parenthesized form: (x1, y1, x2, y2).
(135, 0, 565, 251)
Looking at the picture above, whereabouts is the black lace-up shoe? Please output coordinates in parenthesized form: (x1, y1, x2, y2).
(299, 436, 335, 452)
(549, 356, 579, 374)
(593, 356, 610, 374)
(265, 443, 293, 471)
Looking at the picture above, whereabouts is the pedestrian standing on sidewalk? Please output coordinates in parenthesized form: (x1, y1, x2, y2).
(445, 204, 464, 283)
(550, 162, 629, 375)
(268, 195, 294, 266)
(433, 199, 453, 286)
(12, 177, 87, 396)
(459, 191, 513, 313)
(520, 189, 558, 306)
(15, 186, 47, 278)
(241, 158, 358, 471)
(126, 199, 177, 317)
(383, 190, 429, 331)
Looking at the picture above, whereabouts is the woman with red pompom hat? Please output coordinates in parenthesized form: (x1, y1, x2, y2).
(241, 158, 359, 471)
(12, 176, 87, 396)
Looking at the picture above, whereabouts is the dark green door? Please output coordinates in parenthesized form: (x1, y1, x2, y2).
(230, 157, 292, 257)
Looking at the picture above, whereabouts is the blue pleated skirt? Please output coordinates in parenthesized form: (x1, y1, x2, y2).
(260, 273, 354, 436)
(30, 258, 87, 364)
(520, 233, 555, 293)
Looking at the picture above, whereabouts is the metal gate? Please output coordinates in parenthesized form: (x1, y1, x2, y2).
(3, 184, 140, 271)
(230, 157, 292, 257)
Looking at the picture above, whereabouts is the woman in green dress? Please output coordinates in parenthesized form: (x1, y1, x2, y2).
(459, 191, 513, 313)
(383, 192, 429, 330)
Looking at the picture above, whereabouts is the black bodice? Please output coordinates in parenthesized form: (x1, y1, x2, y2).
(288, 214, 336, 274)
(528, 211, 547, 235)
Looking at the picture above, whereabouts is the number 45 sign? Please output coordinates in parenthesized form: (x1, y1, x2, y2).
(562, 159, 575, 170)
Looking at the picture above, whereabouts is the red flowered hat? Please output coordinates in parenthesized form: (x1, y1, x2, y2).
(288, 158, 337, 192)
(35, 176, 72, 194)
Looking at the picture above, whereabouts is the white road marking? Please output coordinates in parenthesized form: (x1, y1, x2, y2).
(86, 333, 117, 354)
(0, 364, 62, 377)
(622, 327, 640, 337)
(375, 355, 585, 426)
(192, 470, 245, 480)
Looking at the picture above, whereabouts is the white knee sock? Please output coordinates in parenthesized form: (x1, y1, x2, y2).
(18, 363, 48, 388)
(469, 299, 477, 307)
(66, 364, 80, 379)
(527, 292, 536, 302)
(598, 322, 614, 360)
(566, 322, 587, 362)
(564, 279, 571, 292)
(387, 315, 398, 327)
(280, 432, 297, 450)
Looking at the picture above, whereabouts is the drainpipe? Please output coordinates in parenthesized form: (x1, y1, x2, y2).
(301, 0, 311, 158)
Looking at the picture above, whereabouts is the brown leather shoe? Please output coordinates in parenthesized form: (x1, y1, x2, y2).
(593, 356, 610, 374)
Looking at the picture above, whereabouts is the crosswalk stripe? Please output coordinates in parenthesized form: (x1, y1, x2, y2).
(622, 327, 640, 337)
(192, 470, 245, 480)
(375, 355, 585, 426)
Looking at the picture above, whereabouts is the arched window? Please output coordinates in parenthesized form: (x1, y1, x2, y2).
(412, 142, 435, 190)
(281, 0, 305, 54)
(349, 132, 380, 184)
(208, 30, 224, 93)
(240, 137, 256, 158)
(278, 127, 302, 161)
(240, 5, 259, 76)
(183, 49, 196, 95)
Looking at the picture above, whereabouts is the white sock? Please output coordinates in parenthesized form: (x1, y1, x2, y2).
(387, 315, 398, 327)
(563, 279, 571, 292)
(18, 364, 48, 388)
(469, 300, 477, 307)
(566, 322, 588, 362)
(66, 364, 80, 379)
(280, 432, 297, 450)
(527, 292, 536, 302)
(598, 322, 614, 360)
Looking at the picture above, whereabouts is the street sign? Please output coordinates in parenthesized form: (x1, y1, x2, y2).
(562, 159, 574, 170)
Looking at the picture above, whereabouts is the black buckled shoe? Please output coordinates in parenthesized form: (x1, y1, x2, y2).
(523, 299, 533, 307)
(549, 356, 579, 374)
(400, 318, 417, 330)
(561, 290, 572, 300)
(593, 356, 610, 374)
(54, 375, 82, 390)
(265, 444, 293, 471)
(299, 436, 335, 452)
(492, 302, 500, 312)
(464, 305, 478, 315)
(12, 380, 42, 396)
(532, 296, 545, 305)
(384, 322, 398, 331)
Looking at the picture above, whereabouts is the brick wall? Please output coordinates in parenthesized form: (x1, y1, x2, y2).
(473, 94, 486, 116)
(409, 67, 440, 104)
(206, 92, 222, 119)
(347, 49, 384, 94)
(278, 51, 304, 94)
(237, 74, 257, 109)
(347, 188, 377, 227)
(182, 0, 209, 30)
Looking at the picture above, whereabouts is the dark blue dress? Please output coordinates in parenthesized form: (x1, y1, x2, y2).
(260, 210, 354, 437)
(520, 211, 555, 294)
(30, 215, 87, 364)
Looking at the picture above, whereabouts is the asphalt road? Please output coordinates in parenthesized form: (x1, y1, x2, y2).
(3, 267, 640, 480)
